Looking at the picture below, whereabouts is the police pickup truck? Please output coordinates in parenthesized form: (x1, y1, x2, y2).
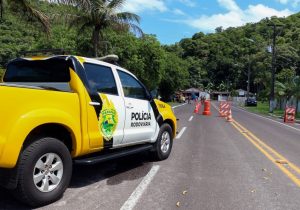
(0, 55, 177, 207)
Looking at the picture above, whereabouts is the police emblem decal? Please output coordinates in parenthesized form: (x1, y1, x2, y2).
(99, 94, 118, 141)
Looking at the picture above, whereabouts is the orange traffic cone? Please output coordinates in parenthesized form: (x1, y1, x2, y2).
(226, 109, 233, 122)
(194, 102, 199, 114)
(202, 100, 211, 116)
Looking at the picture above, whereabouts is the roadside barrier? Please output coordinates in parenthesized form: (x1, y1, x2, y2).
(203, 100, 212, 116)
(284, 106, 296, 123)
(219, 101, 228, 117)
(219, 101, 230, 117)
(226, 108, 233, 122)
(194, 102, 201, 114)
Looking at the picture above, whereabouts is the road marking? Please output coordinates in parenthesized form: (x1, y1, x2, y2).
(233, 120, 300, 175)
(176, 127, 187, 139)
(211, 101, 300, 186)
(120, 165, 160, 210)
(188, 116, 193, 122)
(232, 106, 300, 133)
(231, 119, 300, 187)
(211, 102, 219, 111)
(172, 103, 187, 109)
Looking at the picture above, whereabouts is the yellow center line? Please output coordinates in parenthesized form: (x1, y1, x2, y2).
(231, 121, 300, 187)
(211, 102, 300, 187)
(233, 120, 300, 175)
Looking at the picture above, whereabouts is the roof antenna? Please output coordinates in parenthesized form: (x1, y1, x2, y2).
(95, 54, 119, 65)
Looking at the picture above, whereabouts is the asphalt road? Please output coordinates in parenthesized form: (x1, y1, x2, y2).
(1, 102, 300, 210)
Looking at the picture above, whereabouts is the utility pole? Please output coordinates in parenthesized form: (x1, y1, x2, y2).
(268, 23, 282, 113)
(247, 54, 251, 98)
(246, 38, 254, 99)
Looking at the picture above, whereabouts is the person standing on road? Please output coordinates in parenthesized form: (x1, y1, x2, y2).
(188, 95, 191, 104)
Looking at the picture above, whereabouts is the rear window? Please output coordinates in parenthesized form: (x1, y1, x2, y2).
(3, 59, 71, 82)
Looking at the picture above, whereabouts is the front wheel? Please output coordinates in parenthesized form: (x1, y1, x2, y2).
(151, 123, 173, 161)
(13, 137, 72, 207)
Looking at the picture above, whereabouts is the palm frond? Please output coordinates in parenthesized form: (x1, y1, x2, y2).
(70, 14, 93, 32)
(107, 0, 125, 10)
(128, 23, 143, 36)
(26, 6, 50, 34)
(57, 0, 91, 10)
(110, 22, 143, 37)
(9, 0, 50, 34)
(115, 12, 140, 24)
(112, 12, 142, 36)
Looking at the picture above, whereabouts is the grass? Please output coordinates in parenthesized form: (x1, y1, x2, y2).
(244, 101, 300, 120)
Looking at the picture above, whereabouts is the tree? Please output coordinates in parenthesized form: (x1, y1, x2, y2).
(4, 0, 50, 33)
(292, 76, 300, 113)
(0, 0, 3, 19)
(65, 0, 142, 57)
(159, 52, 189, 101)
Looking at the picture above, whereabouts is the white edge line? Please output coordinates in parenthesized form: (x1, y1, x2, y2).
(232, 106, 300, 133)
(176, 127, 187, 139)
(120, 165, 160, 210)
(188, 116, 194, 122)
(211, 102, 219, 111)
(172, 103, 187, 109)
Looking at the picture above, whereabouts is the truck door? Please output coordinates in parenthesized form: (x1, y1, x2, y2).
(84, 63, 125, 148)
(117, 70, 158, 144)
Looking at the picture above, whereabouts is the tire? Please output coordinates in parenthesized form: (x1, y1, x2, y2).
(13, 137, 72, 207)
(151, 123, 173, 161)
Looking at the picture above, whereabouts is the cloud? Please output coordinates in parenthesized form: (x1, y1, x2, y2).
(277, 0, 289, 4)
(185, 0, 293, 32)
(292, 0, 300, 7)
(122, 0, 168, 13)
(276, 0, 300, 7)
(173, 8, 186, 15)
(218, 0, 240, 11)
(178, 0, 196, 7)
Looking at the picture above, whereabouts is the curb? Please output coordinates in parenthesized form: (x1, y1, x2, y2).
(237, 105, 300, 124)
(268, 113, 300, 124)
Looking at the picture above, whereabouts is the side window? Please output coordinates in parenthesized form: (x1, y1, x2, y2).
(117, 70, 148, 100)
(84, 63, 118, 95)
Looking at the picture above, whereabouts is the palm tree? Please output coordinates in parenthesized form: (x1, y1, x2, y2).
(65, 0, 142, 57)
(1, 0, 50, 33)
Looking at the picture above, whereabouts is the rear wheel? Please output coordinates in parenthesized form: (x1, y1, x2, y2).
(13, 137, 72, 207)
(151, 123, 173, 161)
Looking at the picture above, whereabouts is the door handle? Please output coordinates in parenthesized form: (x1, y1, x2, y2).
(126, 103, 134, 109)
(89, 101, 101, 106)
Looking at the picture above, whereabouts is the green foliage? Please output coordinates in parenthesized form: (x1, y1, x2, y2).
(62, 0, 142, 57)
(0, 1, 189, 100)
(2, 0, 50, 33)
(159, 52, 189, 100)
(1, 0, 300, 102)
(175, 15, 300, 102)
(106, 32, 165, 90)
(0, 13, 41, 65)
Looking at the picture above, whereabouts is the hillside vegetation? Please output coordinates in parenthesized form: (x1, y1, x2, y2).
(0, 1, 300, 102)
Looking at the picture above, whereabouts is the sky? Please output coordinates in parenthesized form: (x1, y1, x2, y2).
(121, 0, 300, 44)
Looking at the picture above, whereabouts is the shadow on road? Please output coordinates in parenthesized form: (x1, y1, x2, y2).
(0, 153, 152, 210)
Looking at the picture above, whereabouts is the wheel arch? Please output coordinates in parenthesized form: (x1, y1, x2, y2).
(23, 123, 76, 154)
(163, 119, 176, 138)
(1, 123, 76, 190)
